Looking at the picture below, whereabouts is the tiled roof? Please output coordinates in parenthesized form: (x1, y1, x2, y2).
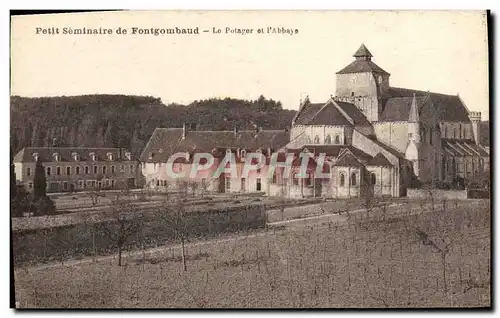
(335, 101, 372, 126)
(379, 96, 429, 122)
(370, 138, 406, 159)
(293, 103, 323, 124)
(140, 128, 290, 163)
(442, 139, 489, 157)
(336, 60, 390, 75)
(353, 44, 373, 58)
(366, 153, 392, 166)
(294, 102, 352, 126)
(388, 87, 470, 122)
(287, 145, 371, 161)
(333, 151, 365, 167)
(294, 100, 370, 127)
(13, 147, 133, 163)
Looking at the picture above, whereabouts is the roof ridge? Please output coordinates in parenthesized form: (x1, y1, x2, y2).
(391, 87, 459, 98)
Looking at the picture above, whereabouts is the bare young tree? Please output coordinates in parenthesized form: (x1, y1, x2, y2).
(88, 190, 105, 207)
(405, 202, 464, 296)
(414, 227, 453, 294)
(189, 181, 199, 197)
(156, 198, 190, 271)
(96, 194, 145, 266)
(177, 180, 189, 198)
(162, 178, 170, 200)
(199, 179, 209, 198)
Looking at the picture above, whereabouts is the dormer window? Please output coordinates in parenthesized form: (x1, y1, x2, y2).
(32, 152, 39, 162)
(72, 152, 79, 161)
(53, 153, 61, 162)
(89, 152, 96, 161)
(106, 152, 114, 161)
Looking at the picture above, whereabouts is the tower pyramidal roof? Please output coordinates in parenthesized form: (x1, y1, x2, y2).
(336, 43, 389, 75)
(353, 44, 373, 59)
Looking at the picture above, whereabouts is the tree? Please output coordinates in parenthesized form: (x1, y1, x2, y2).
(96, 195, 145, 266)
(33, 158, 47, 199)
(156, 198, 190, 271)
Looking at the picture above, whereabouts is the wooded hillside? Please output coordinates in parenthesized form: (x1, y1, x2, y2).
(10, 95, 296, 155)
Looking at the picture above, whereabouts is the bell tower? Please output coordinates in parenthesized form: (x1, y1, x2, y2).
(335, 44, 390, 122)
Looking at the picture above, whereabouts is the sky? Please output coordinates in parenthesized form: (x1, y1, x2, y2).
(11, 10, 489, 119)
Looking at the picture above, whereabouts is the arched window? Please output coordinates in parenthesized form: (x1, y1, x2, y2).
(305, 135, 312, 144)
(351, 172, 357, 186)
(339, 173, 345, 186)
(314, 135, 320, 144)
(371, 172, 376, 185)
(334, 135, 340, 144)
(324, 135, 332, 144)
(453, 128, 457, 139)
(429, 128, 433, 145)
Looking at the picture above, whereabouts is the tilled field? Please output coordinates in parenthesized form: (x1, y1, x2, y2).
(14, 199, 490, 308)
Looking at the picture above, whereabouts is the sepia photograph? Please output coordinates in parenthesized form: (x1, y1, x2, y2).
(9, 10, 491, 309)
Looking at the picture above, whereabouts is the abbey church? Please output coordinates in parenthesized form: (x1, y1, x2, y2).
(282, 44, 489, 198)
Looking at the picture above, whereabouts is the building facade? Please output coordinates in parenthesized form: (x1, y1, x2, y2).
(14, 147, 142, 193)
(140, 125, 289, 194)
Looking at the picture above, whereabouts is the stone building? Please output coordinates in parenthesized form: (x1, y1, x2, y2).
(272, 44, 489, 198)
(14, 147, 142, 193)
(140, 125, 289, 194)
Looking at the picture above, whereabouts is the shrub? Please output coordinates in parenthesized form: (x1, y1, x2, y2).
(33, 196, 57, 216)
(433, 180, 452, 190)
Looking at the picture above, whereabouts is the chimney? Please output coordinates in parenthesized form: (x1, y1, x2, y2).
(469, 111, 482, 145)
(182, 123, 188, 139)
(233, 125, 238, 135)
